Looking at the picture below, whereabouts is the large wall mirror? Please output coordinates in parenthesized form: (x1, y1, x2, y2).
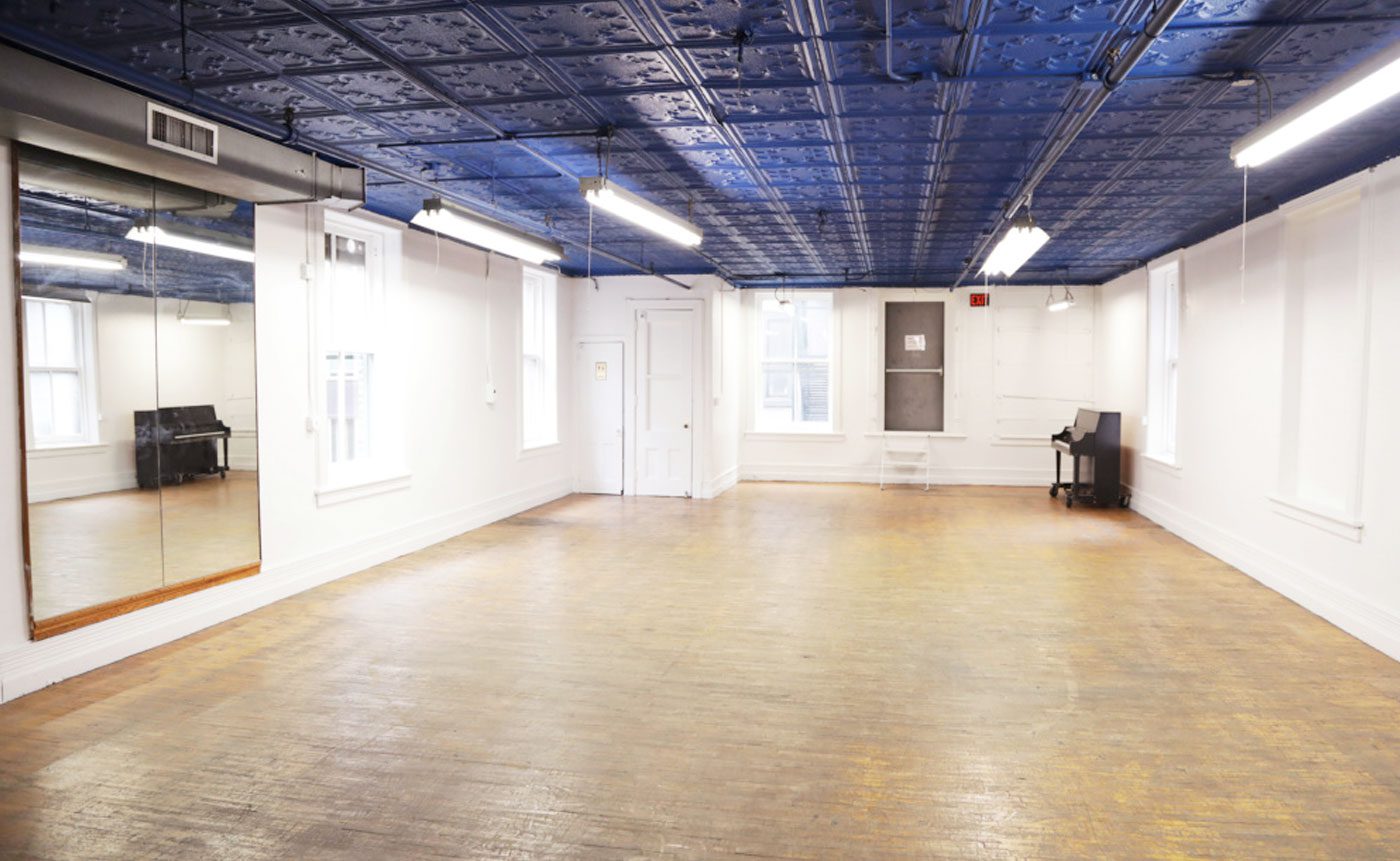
(14, 145, 260, 638)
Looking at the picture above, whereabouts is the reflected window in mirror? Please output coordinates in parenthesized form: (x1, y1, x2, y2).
(23, 297, 98, 447)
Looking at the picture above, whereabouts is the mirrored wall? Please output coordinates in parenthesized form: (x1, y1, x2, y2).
(15, 145, 260, 637)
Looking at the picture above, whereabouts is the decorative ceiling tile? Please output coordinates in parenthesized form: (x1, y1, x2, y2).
(688, 43, 810, 83)
(495, 3, 649, 50)
(351, 12, 506, 60)
(592, 91, 707, 124)
(654, 0, 793, 41)
(547, 51, 682, 91)
(219, 24, 373, 68)
(425, 60, 559, 103)
(302, 70, 437, 108)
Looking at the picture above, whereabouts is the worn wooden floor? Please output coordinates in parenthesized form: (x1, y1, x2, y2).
(3, 483, 1400, 859)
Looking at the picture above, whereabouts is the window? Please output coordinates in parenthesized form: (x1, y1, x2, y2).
(1146, 260, 1180, 464)
(755, 292, 832, 432)
(318, 213, 402, 496)
(23, 297, 96, 447)
(521, 267, 558, 449)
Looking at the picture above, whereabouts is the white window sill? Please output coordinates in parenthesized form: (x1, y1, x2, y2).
(518, 441, 563, 460)
(1142, 454, 1182, 475)
(316, 472, 411, 507)
(745, 431, 844, 442)
(864, 431, 968, 440)
(27, 442, 108, 458)
(1268, 495, 1363, 543)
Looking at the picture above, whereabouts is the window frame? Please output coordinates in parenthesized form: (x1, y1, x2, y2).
(315, 210, 406, 503)
(21, 296, 99, 449)
(1145, 257, 1182, 466)
(750, 290, 836, 434)
(519, 265, 559, 452)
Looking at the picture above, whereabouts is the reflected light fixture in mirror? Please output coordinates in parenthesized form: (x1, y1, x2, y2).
(126, 221, 255, 262)
(18, 245, 128, 270)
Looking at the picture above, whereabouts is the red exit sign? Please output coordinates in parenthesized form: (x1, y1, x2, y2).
(969, 292, 990, 307)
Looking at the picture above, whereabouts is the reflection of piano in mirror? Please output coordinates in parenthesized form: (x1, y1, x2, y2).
(1050, 408, 1127, 508)
(134, 405, 232, 489)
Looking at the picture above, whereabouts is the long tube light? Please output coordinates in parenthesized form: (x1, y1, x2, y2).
(411, 198, 563, 266)
(125, 223, 255, 263)
(17, 245, 127, 271)
(1231, 39, 1400, 168)
(580, 177, 703, 248)
(980, 215, 1050, 278)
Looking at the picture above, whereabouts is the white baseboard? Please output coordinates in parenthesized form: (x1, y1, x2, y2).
(740, 462, 1054, 487)
(1129, 486, 1400, 664)
(702, 466, 739, 499)
(26, 471, 137, 503)
(0, 476, 572, 703)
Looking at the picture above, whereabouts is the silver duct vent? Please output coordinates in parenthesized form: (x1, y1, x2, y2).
(147, 104, 218, 164)
(0, 45, 364, 208)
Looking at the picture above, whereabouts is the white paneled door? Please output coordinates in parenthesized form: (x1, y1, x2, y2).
(635, 308, 693, 497)
(576, 340, 624, 495)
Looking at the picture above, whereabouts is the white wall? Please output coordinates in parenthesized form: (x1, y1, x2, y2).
(0, 177, 574, 700)
(568, 273, 740, 498)
(1098, 155, 1400, 662)
(738, 285, 1097, 485)
(23, 295, 255, 501)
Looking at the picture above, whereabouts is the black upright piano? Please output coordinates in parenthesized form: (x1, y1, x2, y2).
(134, 405, 232, 489)
(1050, 408, 1127, 508)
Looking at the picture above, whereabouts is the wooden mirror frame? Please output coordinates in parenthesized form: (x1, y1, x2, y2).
(10, 147, 261, 641)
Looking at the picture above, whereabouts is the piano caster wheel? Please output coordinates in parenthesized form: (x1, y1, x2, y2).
(1065, 495, 1074, 509)
(1049, 484, 1058, 498)
(1118, 493, 1130, 508)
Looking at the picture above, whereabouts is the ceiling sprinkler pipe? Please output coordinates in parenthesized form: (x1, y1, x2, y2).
(886, 0, 914, 83)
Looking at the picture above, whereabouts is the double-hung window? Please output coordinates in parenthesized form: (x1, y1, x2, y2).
(1146, 260, 1181, 464)
(755, 292, 833, 432)
(521, 267, 558, 449)
(318, 213, 402, 496)
(23, 297, 96, 447)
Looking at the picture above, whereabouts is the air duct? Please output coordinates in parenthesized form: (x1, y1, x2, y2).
(0, 44, 364, 208)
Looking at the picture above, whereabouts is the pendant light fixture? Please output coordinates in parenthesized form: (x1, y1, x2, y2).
(579, 177, 704, 248)
(1045, 285, 1075, 312)
(980, 213, 1050, 278)
(1231, 39, 1400, 168)
(411, 198, 563, 265)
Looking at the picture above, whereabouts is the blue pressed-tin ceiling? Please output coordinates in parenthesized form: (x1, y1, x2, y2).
(2, 0, 1398, 288)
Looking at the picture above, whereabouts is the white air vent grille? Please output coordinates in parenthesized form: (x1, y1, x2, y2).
(146, 103, 218, 163)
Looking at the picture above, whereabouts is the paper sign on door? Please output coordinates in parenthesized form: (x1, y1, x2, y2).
(905, 334, 926, 351)
(595, 361, 608, 381)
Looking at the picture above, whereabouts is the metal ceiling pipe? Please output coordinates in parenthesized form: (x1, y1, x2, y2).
(0, 44, 364, 208)
(885, 0, 914, 83)
(951, 0, 1188, 289)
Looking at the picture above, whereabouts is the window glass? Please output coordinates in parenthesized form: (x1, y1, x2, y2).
(755, 293, 833, 431)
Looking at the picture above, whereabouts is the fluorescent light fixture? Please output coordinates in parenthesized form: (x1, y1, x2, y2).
(1231, 40, 1400, 168)
(18, 245, 127, 271)
(980, 215, 1050, 278)
(125, 222, 255, 263)
(410, 198, 563, 266)
(1046, 286, 1075, 313)
(580, 176, 703, 248)
(177, 301, 233, 326)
